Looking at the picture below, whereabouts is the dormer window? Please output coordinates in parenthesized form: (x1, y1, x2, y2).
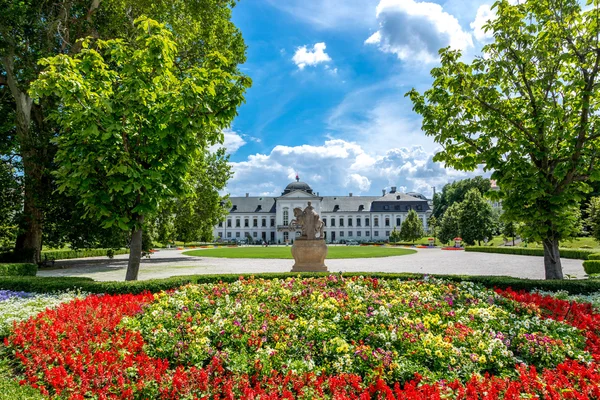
(333, 205, 340, 212)
(231, 205, 237, 211)
(383, 205, 389, 210)
(358, 204, 364, 211)
(417, 205, 422, 210)
(395, 205, 400, 210)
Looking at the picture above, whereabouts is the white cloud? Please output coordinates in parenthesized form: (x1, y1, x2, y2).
(366, 0, 473, 63)
(225, 139, 487, 198)
(209, 129, 260, 155)
(470, 5, 495, 42)
(292, 42, 332, 69)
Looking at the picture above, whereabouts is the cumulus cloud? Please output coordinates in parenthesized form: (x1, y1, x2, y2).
(209, 129, 260, 155)
(292, 42, 332, 69)
(365, 0, 473, 63)
(470, 4, 495, 43)
(224, 139, 487, 198)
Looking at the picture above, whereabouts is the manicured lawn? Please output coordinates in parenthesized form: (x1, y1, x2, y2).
(183, 246, 417, 259)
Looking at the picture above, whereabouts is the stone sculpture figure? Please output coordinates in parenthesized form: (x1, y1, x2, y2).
(289, 201, 328, 272)
(289, 202, 323, 240)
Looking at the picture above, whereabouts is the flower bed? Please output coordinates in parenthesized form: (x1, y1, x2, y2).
(441, 247, 464, 251)
(4, 277, 600, 399)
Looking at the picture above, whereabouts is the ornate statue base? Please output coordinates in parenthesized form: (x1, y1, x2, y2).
(291, 238, 328, 272)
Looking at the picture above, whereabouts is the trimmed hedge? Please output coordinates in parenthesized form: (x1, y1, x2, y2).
(0, 249, 35, 263)
(0, 264, 37, 277)
(588, 253, 600, 260)
(40, 248, 129, 261)
(1, 272, 600, 295)
(583, 260, 600, 275)
(465, 246, 595, 260)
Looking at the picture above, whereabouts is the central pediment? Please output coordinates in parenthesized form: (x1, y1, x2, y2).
(276, 190, 322, 199)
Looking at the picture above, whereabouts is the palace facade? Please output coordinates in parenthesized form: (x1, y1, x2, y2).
(213, 178, 431, 244)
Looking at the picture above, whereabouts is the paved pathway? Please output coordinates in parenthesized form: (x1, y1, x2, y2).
(37, 246, 586, 281)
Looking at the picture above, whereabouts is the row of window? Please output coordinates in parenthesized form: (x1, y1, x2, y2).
(218, 231, 392, 238)
(323, 217, 416, 228)
(219, 218, 276, 228)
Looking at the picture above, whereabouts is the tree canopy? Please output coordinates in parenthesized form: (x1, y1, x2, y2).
(399, 210, 424, 244)
(0, 0, 247, 262)
(432, 177, 491, 220)
(457, 189, 495, 246)
(30, 17, 249, 280)
(408, 0, 600, 279)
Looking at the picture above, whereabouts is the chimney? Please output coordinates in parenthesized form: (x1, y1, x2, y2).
(382, 189, 386, 196)
(349, 193, 353, 197)
(245, 193, 249, 197)
(391, 186, 397, 193)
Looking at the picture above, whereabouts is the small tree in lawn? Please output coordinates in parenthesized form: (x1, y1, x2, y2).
(30, 18, 250, 280)
(439, 203, 461, 245)
(389, 227, 401, 244)
(458, 188, 495, 246)
(408, 0, 600, 279)
(400, 210, 424, 244)
(587, 197, 600, 243)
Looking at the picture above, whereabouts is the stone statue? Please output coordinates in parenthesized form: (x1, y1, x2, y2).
(289, 201, 328, 272)
(289, 201, 323, 240)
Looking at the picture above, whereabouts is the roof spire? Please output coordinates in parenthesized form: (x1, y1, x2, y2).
(296, 172, 299, 182)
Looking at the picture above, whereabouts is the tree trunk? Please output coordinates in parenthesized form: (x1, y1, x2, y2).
(2, 55, 43, 263)
(542, 237, 563, 280)
(125, 214, 144, 281)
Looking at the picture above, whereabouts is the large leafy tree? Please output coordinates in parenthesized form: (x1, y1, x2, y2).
(438, 203, 461, 245)
(408, 0, 600, 279)
(457, 189, 495, 246)
(432, 176, 491, 220)
(31, 17, 249, 280)
(399, 210, 424, 244)
(0, 0, 246, 262)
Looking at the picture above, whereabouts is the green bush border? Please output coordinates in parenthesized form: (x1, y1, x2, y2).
(588, 253, 600, 260)
(40, 248, 129, 261)
(0, 264, 37, 277)
(583, 260, 600, 275)
(465, 246, 595, 260)
(1, 272, 599, 295)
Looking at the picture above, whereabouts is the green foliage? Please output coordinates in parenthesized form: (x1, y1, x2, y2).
(432, 177, 491, 219)
(586, 197, 600, 243)
(0, 358, 44, 399)
(389, 227, 401, 243)
(0, 162, 21, 249)
(399, 210, 424, 243)
(0, 264, 36, 276)
(407, 0, 600, 278)
(439, 203, 461, 244)
(30, 18, 249, 279)
(583, 260, 600, 275)
(465, 246, 595, 260)
(40, 249, 128, 261)
(0, 250, 35, 263)
(458, 189, 495, 246)
(588, 253, 600, 260)
(2, 272, 600, 297)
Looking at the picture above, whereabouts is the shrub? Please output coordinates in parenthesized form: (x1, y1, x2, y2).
(583, 260, 600, 275)
(40, 248, 128, 260)
(0, 264, 37, 277)
(588, 253, 600, 260)
(465, 246, 595, 260)
(2, 272, 600, 296)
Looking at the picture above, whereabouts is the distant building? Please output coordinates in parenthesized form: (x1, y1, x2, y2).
(213, 177, 431, 243)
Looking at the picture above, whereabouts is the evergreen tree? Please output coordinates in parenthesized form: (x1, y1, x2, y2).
(399, 210, 424, 244)
(458, 189, 495, 246)
(439, 203, 461, 245)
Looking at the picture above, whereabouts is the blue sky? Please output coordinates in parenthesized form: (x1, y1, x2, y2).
(219, 0, 497, 198)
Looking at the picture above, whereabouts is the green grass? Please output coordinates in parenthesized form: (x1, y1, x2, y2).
(520, 237, 600, 250)
(183, 246, 417, 259)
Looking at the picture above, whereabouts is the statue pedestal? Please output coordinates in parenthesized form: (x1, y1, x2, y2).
(291, 239, 328, 272)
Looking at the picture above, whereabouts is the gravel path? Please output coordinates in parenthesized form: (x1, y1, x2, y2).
(37, 246, 586, 281)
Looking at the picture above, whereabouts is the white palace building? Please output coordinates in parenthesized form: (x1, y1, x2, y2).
(213, 177, 432, 244)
